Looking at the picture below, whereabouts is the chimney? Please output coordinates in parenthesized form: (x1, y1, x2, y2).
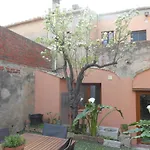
(72, 4, 80, 10)
(52, 0, 61, 9)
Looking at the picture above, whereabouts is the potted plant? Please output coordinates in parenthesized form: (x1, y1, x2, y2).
(2, 134, 26, 150)
(120, 124, 128, 133)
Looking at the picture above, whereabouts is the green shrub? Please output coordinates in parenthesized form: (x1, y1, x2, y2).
(3, 134, 25, 148)
(124, 120, 150, 139)
(73, 100, 123, 136)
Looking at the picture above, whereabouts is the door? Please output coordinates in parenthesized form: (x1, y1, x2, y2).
(136, 91, 150, 144)
(60, 92, 70, 125)
(78, 83, 101, 109)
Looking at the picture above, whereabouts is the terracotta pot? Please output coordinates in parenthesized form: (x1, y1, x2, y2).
(3, 145, 25, 150)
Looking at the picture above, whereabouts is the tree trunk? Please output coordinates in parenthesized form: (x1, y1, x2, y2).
(72, 105, 78, 121)
(70, 93, 80, 131)
(69, 91, 79, 121)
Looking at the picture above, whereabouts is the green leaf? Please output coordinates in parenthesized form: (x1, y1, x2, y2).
(129, 121, 138, 126)
(124, 128, 144, 134)
(114, 107, 124, 119)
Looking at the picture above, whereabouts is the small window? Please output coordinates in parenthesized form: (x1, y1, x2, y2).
(131, 30, 146, 41)
(101, 31, 114, 45)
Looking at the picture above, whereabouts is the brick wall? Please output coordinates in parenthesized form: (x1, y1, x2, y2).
(0, 66, 20, 74)
(0, 26, 51, 69)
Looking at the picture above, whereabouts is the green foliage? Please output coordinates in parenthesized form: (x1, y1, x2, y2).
(100, 135, 116, 141)
(30, 123, 44, 129)
(3, 134, 25, 148)
(47, 112, 60, 124)
(37, 7, 99, 71)
(71, 117, 87, 134)
(121, 124, 128, 131)
(124, 120, 150, 139)
(73, 101, 123, 136)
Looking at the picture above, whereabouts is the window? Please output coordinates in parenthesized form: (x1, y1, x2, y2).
(78, 83, 101, 109)
(131, 30, 146, 41)
(101, 31, 114, 45)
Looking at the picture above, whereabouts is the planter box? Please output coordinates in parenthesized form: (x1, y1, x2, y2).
(119, 133, 131, 148)
(67, 132, 75, 138)
(98, 126, 119, 140)
(73, 134, 104, 144)
(103, 139, 121, 148)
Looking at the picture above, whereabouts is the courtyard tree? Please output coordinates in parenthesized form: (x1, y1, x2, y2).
(37, 7, 137, 121)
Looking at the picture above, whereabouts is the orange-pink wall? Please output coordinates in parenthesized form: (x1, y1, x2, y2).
(60, 79, 68, 93)
(133, 69, 150, 89)
(34, 68, 150, 130)
(83, 69, 136, 128)
(35, 71, 61, 120)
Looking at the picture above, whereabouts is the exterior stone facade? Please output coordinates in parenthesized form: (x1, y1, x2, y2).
(0, 26, 51, 133)
(0, 60, 35, 133)
(104, 41, 150, 78)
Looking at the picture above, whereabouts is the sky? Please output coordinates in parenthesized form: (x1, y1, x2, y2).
(0, 0, 150, 26)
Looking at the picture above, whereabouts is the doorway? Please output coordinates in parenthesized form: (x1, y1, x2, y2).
(136, 91, 150, 144)
(78, 83, 101, 109)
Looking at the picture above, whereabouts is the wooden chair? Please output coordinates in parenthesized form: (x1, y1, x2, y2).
(42, 123, 67, 139)
(58, 138, 75, 150)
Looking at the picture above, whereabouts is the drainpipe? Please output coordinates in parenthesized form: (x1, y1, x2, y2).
(52, 0, 61, 10)
(51, 0, 61, 70)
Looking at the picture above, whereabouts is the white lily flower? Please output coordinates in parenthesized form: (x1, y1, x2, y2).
(147, 105, 150, 113)
(88, 97, 95, 103)
(80, 98, 83, 102)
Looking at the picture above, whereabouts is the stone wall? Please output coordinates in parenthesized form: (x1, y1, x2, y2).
(0, 60, 35, 133)
(99, 41, 150, 78)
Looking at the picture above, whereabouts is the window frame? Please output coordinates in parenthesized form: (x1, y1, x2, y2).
(101, 31, 114, 45)
(131, 30, 147, 42)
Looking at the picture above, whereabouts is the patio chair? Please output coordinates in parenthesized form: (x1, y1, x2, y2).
(58, 138, 74, 150)
(0, 128, 9, 143)
(42, 123, 67, 139)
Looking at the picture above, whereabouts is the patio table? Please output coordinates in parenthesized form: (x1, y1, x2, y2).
(23, 133, 68, 150)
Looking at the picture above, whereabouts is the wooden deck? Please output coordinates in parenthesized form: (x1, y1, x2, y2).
(23, 133, 68, 150)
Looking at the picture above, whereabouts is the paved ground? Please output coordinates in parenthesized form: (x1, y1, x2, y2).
(75, 140, 130, 150)
(75, 140, 150, 150)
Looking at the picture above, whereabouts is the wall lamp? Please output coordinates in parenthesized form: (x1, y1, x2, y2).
(144, 11, 149, 23)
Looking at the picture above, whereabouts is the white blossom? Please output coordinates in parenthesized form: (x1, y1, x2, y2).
(80, 98, 83, 102)
(147, 105, 150, 113)
(96, 39, 100, 42)
(88, 97, 95, 103)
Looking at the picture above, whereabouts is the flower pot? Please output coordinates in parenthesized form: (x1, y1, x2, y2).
(4, 144, 25, 150)
(29, 114, 43, 125)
